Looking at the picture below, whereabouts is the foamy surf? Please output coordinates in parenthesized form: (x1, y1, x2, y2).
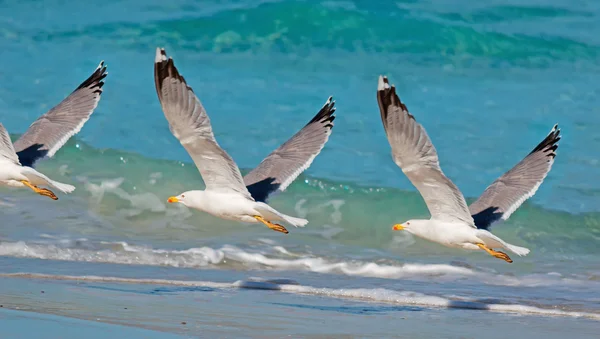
(0, 240, 474, 279)
(0, 240, 596, 290)
(1, 272, 598, 320)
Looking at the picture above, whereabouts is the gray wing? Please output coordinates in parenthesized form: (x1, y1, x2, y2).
(14, 62, 107, 167)
(154, 48, 252, 199)
(0, 124, 20, 165)
(469, 125, 560, 229)
(243, 97, 336, 202)
(377, 76, 475, 226)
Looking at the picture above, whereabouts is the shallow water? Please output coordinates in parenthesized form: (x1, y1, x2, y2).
(1, 0, 600, 337)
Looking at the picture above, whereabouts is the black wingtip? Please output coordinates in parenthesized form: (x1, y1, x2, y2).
(378, 75, 391, 91)
(154, 47, 193, 99)
(376, 75, 401, 106)
(308, 96, 336, 129)
(530, 124, 561, 158)
(377, 75, 413, 126)
(75, 60, 107, 94)
(155, 47, 168, 64)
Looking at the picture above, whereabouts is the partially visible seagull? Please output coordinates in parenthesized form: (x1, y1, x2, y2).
(0, 62, 107, 200)
(377, 75, 560, 263)
(155, 48, 335, 234)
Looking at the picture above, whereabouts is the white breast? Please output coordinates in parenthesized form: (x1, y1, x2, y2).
(0, 160, 26, 186)
(416, 221, 479, 248)
(196, 191, 258, 222)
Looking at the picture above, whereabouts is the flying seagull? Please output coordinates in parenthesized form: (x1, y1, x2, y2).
(154, 48, 335, 234)
(377, 75, 560, 263)
(0, 62, 107, 199)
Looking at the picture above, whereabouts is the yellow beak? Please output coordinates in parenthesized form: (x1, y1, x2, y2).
(392, 224, 404, 231)
(167, 196, 179, 203)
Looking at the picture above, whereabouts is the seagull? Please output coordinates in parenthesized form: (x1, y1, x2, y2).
(0, 62, 107, 200)
(377, 75, 560, 263)
(154, 48, 335, 234)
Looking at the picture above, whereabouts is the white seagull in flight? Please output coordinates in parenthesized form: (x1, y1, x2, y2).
(154, 48, 335, 234)
(0, 62, 107, 199)
(377, 75, 560, 262)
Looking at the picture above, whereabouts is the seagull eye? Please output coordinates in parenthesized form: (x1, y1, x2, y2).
(181, 194, 185, 198)
(407, 222, 410, 225)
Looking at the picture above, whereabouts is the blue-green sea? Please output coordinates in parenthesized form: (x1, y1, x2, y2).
(1, 1, 600, 338)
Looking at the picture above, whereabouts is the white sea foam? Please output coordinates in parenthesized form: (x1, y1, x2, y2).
(0, 272, 232, 289)
(0, 240, 596, 289)
(0, 241, 224, 268)
(0, 240, 474, 278)
(274, 283, 600, 319)
(2, 272, 598, 320)
(220, 245, 474, 278)
(82, 176, 169, 216)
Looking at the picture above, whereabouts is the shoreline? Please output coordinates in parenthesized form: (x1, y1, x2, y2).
(2, 271, 598, 321)
(1, 272, 599, 339)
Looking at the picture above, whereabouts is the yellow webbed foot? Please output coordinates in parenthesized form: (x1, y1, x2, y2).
(254, 216, 289, 234)
(38, 188, 58, 200)
(20, 180, 58, 200)
(477, 243, 513, 263)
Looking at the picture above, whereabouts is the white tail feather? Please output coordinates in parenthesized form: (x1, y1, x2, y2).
(280, 214, 308, 227)
(46, 178, 76, 193)
(476, 229, 530, 256)
(504, 243, 530, 257)
(254, 202, 308, 227)
(21, 167, 75, 194)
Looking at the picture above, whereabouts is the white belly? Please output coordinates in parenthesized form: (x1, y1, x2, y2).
(0, 180, 26, 188)
(200, 192, 259, 222)
(417, 221, 482, 250)
(0, 161, 27, 187)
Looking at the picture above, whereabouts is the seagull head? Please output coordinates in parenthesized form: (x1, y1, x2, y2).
(167, 190, 207, 209)
(168, 193, 185, 204)
(392, 219, 424, 233)
(167, 191, 195, 207)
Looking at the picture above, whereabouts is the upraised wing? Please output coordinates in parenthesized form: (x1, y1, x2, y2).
(14, 62, 107, 167)
(154, 47, 253, 199)
(377, 75, 475, 227)
(0, 124, 20, 165)
(469, 125, 560, 229)
(243, 97, 335, 202)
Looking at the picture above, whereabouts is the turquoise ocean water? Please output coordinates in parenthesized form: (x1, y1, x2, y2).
(1, 1, 600, 337)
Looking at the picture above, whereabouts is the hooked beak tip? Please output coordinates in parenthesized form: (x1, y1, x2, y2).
(392, 224, 404, 231)
(167, 196, 179, 203)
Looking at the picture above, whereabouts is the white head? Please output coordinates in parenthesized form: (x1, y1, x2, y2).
(392, 219, 431, 237)
(167, 191, 204, 208)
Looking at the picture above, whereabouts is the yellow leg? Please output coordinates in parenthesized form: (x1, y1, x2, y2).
(20, 180, 58, 200)
(477, 243, 512, 263)
(254, 216, 289, 234)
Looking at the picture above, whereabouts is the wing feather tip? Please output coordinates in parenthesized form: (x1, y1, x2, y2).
(377, 75, 391, 91)
(155, 47, 168, 63)
(377, 75, 412, 124)
(376, 75, 397, 98)
(95, 60, 108, 76)
(154, 48, 187, 91)
(74, 60, 108, 93)
(308, 96, 336, 127)
(529, 123, 561, 158)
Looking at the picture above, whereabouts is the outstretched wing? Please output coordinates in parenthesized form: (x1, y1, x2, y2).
(0, 124, 20, 165)
(154, 47, 252, 199)
(469, 125, 560, 229)
(14, 62, 107, 167)
(243, 97, 336, 202)
(377, 76, 475, 226)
